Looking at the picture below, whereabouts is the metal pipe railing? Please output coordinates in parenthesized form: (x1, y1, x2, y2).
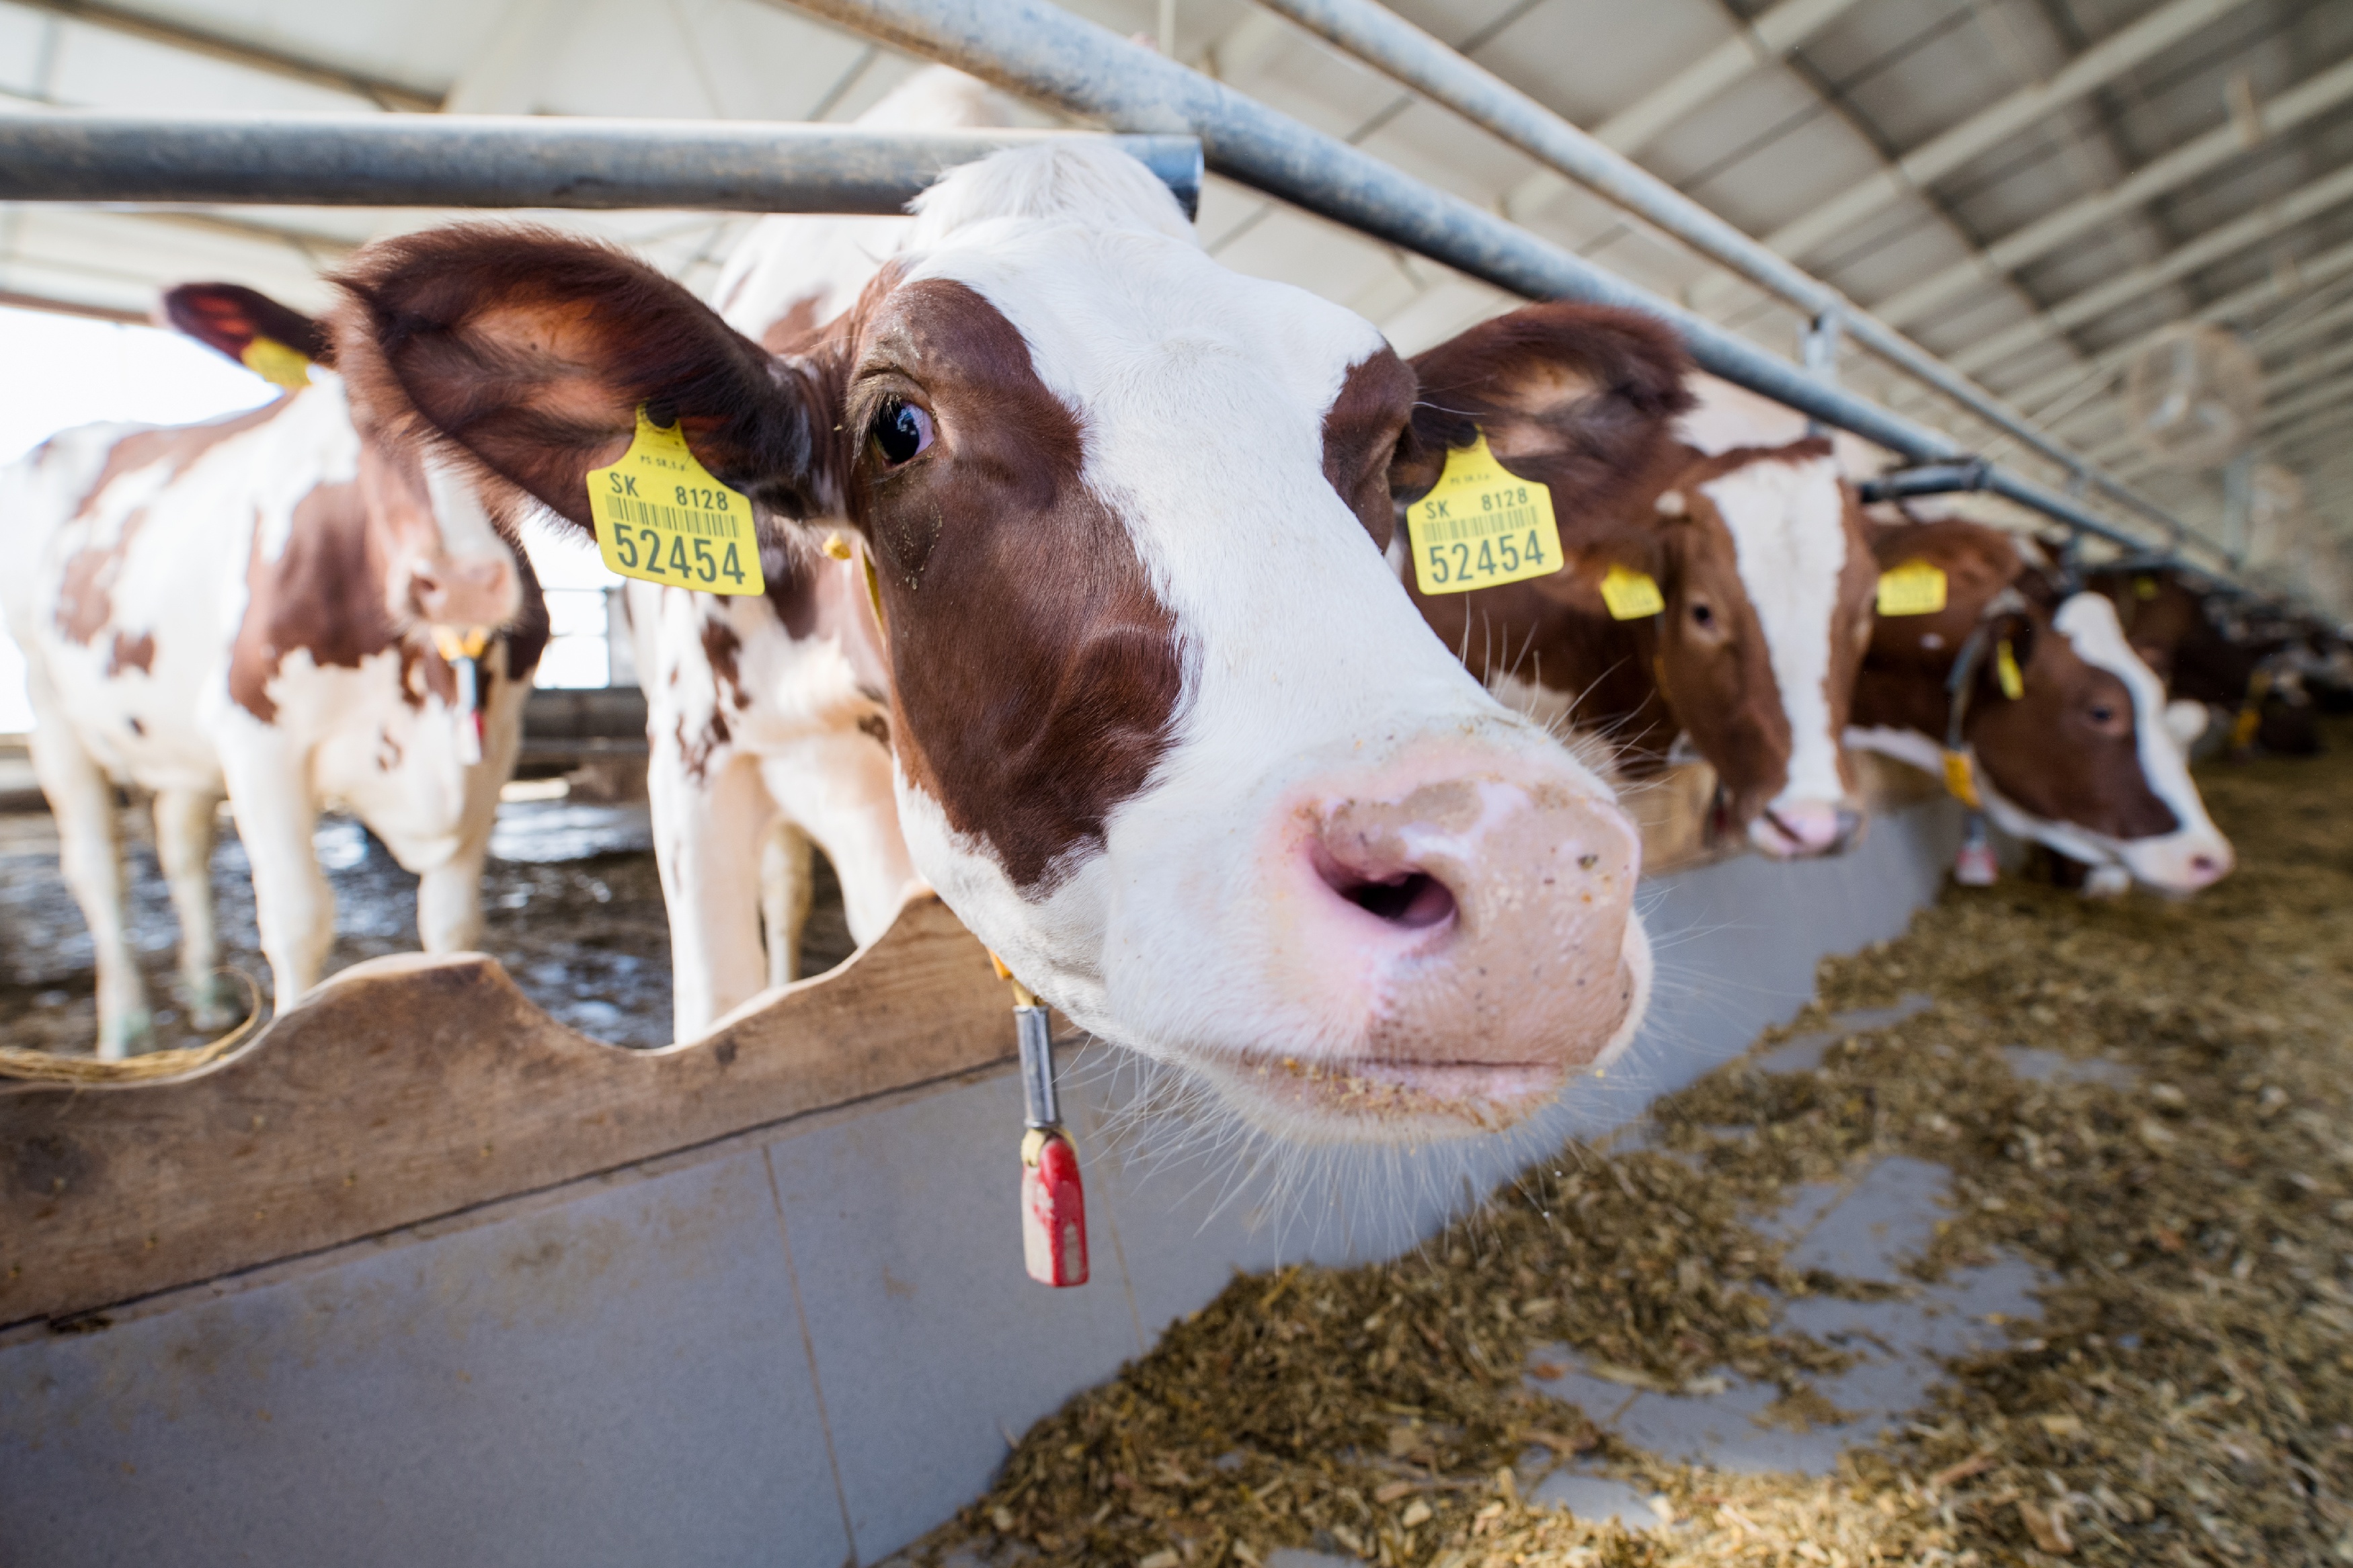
(1249, 0, 2206, 550)
(0, 114, 1204, 216)
(770, 0, 2236, 573)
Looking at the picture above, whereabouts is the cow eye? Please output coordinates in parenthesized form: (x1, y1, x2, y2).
(871, 399, 934, 466)
(1689, 602, 1716, 630)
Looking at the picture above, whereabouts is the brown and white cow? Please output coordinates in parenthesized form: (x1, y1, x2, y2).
(1400, 311, 1876, 858)
(325, 138, 1653, 1142)
(0, 286, 546, 1055)
(1847, 517, 2231, 895)
(608, 67, 1004, 1038)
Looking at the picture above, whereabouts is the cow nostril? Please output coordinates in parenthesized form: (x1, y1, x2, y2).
(1320, 862, 1457, 930)
(2191, 854, 2222, 878)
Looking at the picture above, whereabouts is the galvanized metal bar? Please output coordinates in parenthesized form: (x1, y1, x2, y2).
(775, 0, 2237, 571)
(1248, 0, 2204, 558)
(0, 114, 1204, 216)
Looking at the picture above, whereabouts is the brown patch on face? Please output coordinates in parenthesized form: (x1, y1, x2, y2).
(106, 632, 155, 676)
(1648, 442, 1876, 823)
(1855, 518, 2178, 841)
(1321, 349, 1415, 551)
(842, 279, 1183, 890)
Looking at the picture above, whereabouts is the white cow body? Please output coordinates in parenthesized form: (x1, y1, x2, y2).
(0, 378, 539, 1054)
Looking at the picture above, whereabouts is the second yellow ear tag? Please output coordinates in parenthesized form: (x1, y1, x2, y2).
(587, 407, 764, 596)
(1599, 563, 1665, 620)
(1405, 431, 1562, 596)
(1994, 638, 2024, 700)
(1876, 559, 1948, 616)
(240, 335, 313, 390)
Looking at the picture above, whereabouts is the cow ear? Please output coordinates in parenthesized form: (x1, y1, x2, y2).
(159, 282, 333, 370)
(1392, 300, 1693, 520)
(329, 224, 836, 534)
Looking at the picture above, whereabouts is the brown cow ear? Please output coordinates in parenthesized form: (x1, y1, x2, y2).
(1392, 300, 1693, 520)
(329, 224, 837, 534)
(159, 283, 333, 367)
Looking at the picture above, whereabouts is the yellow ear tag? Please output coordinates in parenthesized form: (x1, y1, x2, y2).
(587, 407, 764, 596)
(1876, 559, 1947, 616)
(1599, 563, 1665, 620)
(1404, 431, 1562, 595)
(240, 335, 313, 390)
(2135, 575, 2159, 600)
(1941, 749, 1981, 809)
(1994, 638, 2024, 700)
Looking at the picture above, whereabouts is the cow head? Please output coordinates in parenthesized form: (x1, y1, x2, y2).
(163, 283, 526, 645)
(1650, 442, 1874, 857)
(1853, 518, 2232, 894)
(327, 142, 1651, 1143)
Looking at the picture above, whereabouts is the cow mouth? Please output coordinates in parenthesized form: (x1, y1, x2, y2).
(1188, 1047, 1571, 1139)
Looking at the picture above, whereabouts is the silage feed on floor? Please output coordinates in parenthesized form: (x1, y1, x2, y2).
(914, 727, 2353, 1568)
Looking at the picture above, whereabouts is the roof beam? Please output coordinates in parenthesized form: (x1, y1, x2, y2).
(1501, 0, 1867, 220)
(1, 0, 443, 112)
(2006, 231, 2353, 417)
(1594, 0, 1866, 157)
(1752, 0, 2257, 265)
(1873, 53, 2353, 329)
(1950, 156, 2353, 377)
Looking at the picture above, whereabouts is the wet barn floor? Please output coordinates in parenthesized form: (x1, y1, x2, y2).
(0, 797, 856, 1055)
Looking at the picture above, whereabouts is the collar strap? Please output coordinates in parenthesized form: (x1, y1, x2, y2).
(1943, 587, 2028, 753)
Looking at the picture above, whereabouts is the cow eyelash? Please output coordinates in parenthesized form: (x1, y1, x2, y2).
(871, 399, 934, 466)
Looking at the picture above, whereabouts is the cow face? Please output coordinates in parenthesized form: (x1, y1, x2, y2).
(331, 143, 1652, 1143)
(162, 284, 525, 645)
(1853, 519, 2232, 894)
(1652, 444, 1873, 856)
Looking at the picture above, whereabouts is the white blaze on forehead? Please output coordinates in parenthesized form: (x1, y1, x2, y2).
(2053, 592, 2226, 852)
(1701, 454, 1849, 808)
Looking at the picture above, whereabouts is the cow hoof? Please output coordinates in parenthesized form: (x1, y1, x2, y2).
(96, 1009, 155, 1062)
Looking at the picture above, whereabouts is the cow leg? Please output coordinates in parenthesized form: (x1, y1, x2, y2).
(153, 788, 236, 1030)
(756, 733, 918, 952)
(30, 721, 149, 1057)
(221, 755, 335, 1017)
(759, 821, 814, 989)
(413, 827, 491, 956)
(651, 751, 772, 1040)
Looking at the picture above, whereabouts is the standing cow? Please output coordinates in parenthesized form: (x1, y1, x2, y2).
(612, 66, 1006, 1039)
(1400, 309, 1877, 859)
(0, 285, 547, 1056)
(1849, 516, 2231, 895)
(325, 136, 1653, 1141)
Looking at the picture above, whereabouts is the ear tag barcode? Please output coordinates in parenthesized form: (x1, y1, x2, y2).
(1599, 564, 1665, 620)
(1876, 559, 1947, 616)
(239, 335, 313, 390)
(588, 407, 764, 596)
(1405, 431, 1562, 596)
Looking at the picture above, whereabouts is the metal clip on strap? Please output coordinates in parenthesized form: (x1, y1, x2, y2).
(990, 952, 1088, 1288)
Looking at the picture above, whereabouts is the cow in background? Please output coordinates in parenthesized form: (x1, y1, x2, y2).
(2083, 564, 2325, 757)
(604, 66, 1006, 1039)
(1404, 321, 1878, 860)
(1849, 515, 2231, 895)
(0, 284, 547, 1055)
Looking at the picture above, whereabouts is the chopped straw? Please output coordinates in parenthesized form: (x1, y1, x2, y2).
(911, 722, 2353, 1567)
